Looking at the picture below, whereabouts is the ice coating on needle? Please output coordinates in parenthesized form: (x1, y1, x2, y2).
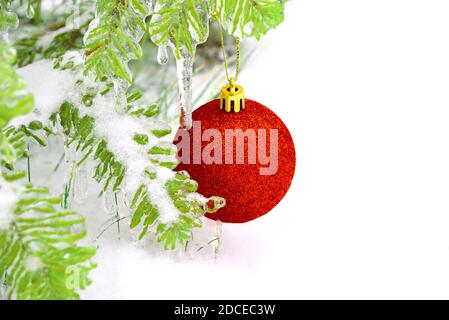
(26, 3, 35, 19)
(0, 9, 19, 42)
(157, 45, 169, 65)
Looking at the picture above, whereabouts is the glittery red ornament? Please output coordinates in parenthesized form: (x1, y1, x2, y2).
(174, 99, 296, 223)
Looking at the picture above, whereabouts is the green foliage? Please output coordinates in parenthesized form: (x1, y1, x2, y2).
(130, 171, 206, 250)
(0, 126, 26, 170)
(0, 31, 94, 301)
(0, 183, 96, 300)
(0, 1, 19, 34)
(0, 43, 34, 129)
(84, 0, 152, 82)
(85, 0, 284, 83)
(149, 0, 209, 59)
(0, 0, 286, 300)
(159, 172, 205, 249)
(0, 42, 34, 169)
(12, 2, 93, 67)
(0, 0, 43, 30)
(1, 121, 52, 171)
(215, 0, 285, 39)
(54, 92, 210, 250)
(44, 30, 85, 61)
(55, 101, 127, 191)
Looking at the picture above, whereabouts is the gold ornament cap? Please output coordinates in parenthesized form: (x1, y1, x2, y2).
(220, 77, 245, 113)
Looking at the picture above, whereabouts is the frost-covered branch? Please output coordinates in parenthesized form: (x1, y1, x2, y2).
(0, 178, 96, 300)
(12, 53, 225, 249)
(0, 42, 95, 300)
(1, 0, 287, 300)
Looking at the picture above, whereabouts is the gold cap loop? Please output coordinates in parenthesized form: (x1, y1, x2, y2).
(220, 79, 245, 113)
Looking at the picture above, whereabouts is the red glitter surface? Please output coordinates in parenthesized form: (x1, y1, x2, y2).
(174, 99, 296, 223)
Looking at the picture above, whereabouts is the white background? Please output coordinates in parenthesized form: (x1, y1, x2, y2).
(83, 0, 449, 299)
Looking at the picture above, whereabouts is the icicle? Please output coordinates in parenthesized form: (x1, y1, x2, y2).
(74, 167, 89, 204)
(157, 45, 169, 65)
(212, 221, 223, 259)
(113, 79, 129, 113)
(102, 190, 116, 216)
(62, 146, 77, 209)
(26, 3, 35, 19)
(176, 47, 194, 129)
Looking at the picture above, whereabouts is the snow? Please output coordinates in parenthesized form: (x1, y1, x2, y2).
(4, 0, 449, 301)
(0, 178, 21, 229)
(10, 59, 80, 127)
(81, 93, 179, 223)
(11, 52, 182, 224)
(25, 256, 44, 272)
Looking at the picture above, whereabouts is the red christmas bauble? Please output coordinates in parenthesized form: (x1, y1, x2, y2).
(174, 99, 296, 223)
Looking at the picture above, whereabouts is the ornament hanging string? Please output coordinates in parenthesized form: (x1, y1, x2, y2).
(175, 13, 297, 225)
(211, 12, 240, 84)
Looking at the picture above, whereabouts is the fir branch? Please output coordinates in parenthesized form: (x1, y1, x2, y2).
(215, 0, 285, 39)
(0, 42, 34, 129)
(0, 42, 34, 169)
(148, 0, 209, 59)
(49, 68, 225, 250)
(0, 1, 19, 39)
(0, 44, 95, 300)
(11, 1, 95, 67)
(0, 180, 96, 300)
(84, 0, 152, 83)
(0, 0, 289, 301)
